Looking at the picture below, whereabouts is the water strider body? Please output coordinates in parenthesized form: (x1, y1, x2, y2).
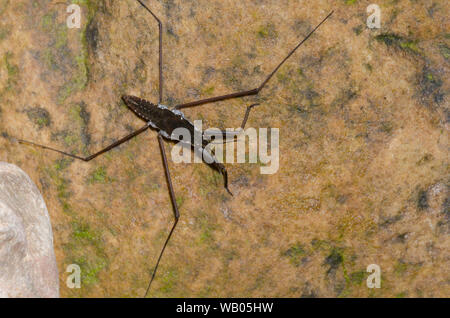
(122, 95, 236, 195)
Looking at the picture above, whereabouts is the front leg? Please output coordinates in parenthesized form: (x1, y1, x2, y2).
(204, 103, 260, 144)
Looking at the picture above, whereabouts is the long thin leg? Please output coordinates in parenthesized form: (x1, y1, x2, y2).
(175, 10, 334, 109)
(239, 103, 259, 130)
(18, 124, 150, 161)
(136, 0, 163, 104)
(204, 103, 259, 143)
(145, 133, 180, 297)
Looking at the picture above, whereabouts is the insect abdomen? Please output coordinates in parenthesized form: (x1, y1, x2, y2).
(122, 95, 159, 122)
(122, 95, 196, 141)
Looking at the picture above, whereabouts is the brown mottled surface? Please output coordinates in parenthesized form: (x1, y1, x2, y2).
(0, 0, 448, 297)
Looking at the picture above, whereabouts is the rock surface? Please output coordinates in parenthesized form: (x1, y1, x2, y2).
(0, 1, 448, 297)
(0, 162, 59, 298)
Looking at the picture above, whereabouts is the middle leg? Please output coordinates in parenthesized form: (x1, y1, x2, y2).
(174, 11, 334, 110)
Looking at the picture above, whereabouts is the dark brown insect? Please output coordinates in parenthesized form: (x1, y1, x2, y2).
(17, 0, 333, 297)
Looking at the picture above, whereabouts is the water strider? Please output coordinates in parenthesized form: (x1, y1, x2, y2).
(17, 0, 334, 297)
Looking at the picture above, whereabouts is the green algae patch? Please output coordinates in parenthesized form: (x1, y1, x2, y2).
(3, 52, 19, 92)
(39, 2, 98, 104)
(417, 66, 443, 106)
(88, 166, 109, 184)
(439, 44, 450, 60)
(41, 12, 54, 31)
(202, 86, 215, 96)
(69, 102, 91, 148)
(72, 220, 99, 243)
(257, 23, 278, 39)
(155, 268, 179, 295)
(44, 159, 74, 215)
(394, 260, 408, 275)
(64, 217, 108, 288)
(0, 0, 9, 16)
(375, 33, 421, 55)
(176, 195, 185, 209)
(0, 25, 10, 41)
(282, 243, 307, 267)
(324, 248, 344, 276)
(26, 107, 51, 129)
(350, 270, 366, 286)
